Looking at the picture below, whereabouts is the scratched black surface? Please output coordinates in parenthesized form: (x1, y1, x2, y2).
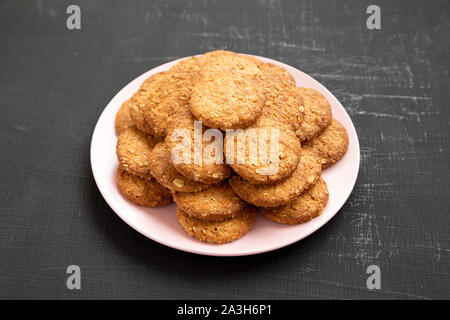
(0, 0, 449, 300)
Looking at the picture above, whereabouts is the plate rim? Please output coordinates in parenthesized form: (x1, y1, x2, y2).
(90, 54, 360, 257)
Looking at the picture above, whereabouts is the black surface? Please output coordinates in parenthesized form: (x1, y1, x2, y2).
(0, 0, 449, 300)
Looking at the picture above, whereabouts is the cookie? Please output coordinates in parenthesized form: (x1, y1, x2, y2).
(116, 166, 172, 207)
(170, 56, 203, 74)
(229, 146, 322, 207)
(166, 115, 233, 184)
(255, 84, 304, 133)
(190, 72, 264, 130)
(176, 206, 256, 244)
(116, 126, 158, 179)
(260, 62, 296, 87)
(225, 126, 301, 184)
(128, 73, 167, 136)
(115, 99, 135, 134)
(148, 142, 208, 192)
(261, 176, 329, 224)
(295, 88, 332, 142)
(129, 102, 154, 135)
(306, 118, 349, 168)
(132, 71, 197, 140)
(172, 182, 246, 221)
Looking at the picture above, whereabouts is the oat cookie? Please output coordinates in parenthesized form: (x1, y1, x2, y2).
(295, 88, 332, 142)
(116, 126, 158, 179)
(260, 62, 296, 87)
(173, 182, 246, 221)
(115, 99, 135, 134)
(170, 56, 203, 74)
(176, 206, 256, 244)
(306, 118, 349, 168)
(229, 147, 322, 207)
(116, 166, 172, 207)
(255, 84, 304, 133)
(165, 115, 233, 184)
(190, 72, 264, 130)
(148, 142, 208, 192)
(131, 71, 197, 139)
(225, 126, 301, 185)
(261, 176, 329, 224)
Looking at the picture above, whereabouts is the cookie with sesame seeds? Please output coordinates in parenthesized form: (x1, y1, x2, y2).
(148, 142, 208, 193)
(116, 166, 173, 207)
(189, 71, 265, 130)
(225, 126, 301, 185)
(165, 113, 233, 184)
(176, 206, 256, 244)
(305, 118, 349, 168)
(115, 99, 135, 134)
(261, 176, 329, 224)
(172, 182, 247, 221)
(229, 147, 322, 207)
(295, 88, 332, 142)
(116, 126, 158, 179)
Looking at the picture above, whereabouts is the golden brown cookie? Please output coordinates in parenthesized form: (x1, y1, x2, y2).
(306, 118, 349, 168)
(172, 182, 246, 221)
(116, 166, 172, 207)
(254, 84, 304, 133)
(115, 99, 135, 134)
(131, 71, 198, 140)
(129, 105, 153, 135)
(295, 88, 332, 142)
(229, 147, 322, 207)
(200, 50, 262, 76)
(189, 72, 265, 130)
(260, 62, 296, 87)
(116, 126, 158, 179)
(166, 115, 233, 184)
(170, 56, 203, 74)
(176, 206, 256, 244)
(261, 176, 329, 224)
(148, 142, 208, 192)
(225, 126, 301, 185)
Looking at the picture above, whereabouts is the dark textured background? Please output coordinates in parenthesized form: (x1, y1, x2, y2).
(0, 0, 449, 300)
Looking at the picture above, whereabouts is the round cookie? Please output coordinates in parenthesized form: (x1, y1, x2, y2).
(306, 118, 349, 168)
(128, 73, 167, 136)
(172, 182, 246, 221)
(129, 102, 154, 135)
(261, 176, 329, 224)
(190, 72, 265, 130)
(115, 99, 135, 134)
(255, 84, 304, 133)
(176, 206, 256, 244)
(116, 126, 158, 179)
(148, 142, 208, 192)
(116, 166, 172, 207)
(295, 88, 332, 142)
(132, 71, 197, 140)
(225, 126, 301, 185)
(260, 62, 296, 87)
(170, 56, 203, 74)
(229, 147, 322, 207)
(165, 115, 233, 184)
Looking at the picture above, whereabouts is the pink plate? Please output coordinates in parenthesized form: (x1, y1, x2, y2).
(90, 54, 360, 256)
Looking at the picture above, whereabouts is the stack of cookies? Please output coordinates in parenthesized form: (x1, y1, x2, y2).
(115, 50, 349, 244)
